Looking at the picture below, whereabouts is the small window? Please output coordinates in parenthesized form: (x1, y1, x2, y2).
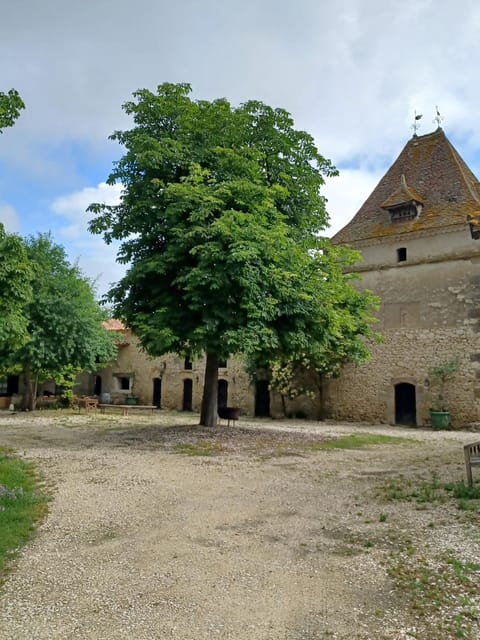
(184, 359, 192, 370)
(119, 376, 131, 390)
(218, 360, 227, 368)
(397, 247, 407, 262)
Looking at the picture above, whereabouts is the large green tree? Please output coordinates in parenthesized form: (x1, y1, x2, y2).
(89, 83, 377, 426)
(0, 234, 118, 410)
(0, 89, 25, 133)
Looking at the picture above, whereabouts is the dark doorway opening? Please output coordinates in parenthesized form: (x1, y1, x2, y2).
(7, 375, 19, 395)
(395, 383, 416, 425)
(218, 379, 228, 409)
(153, 377, 162, 408)
(94, 375, 102, 396)
(182, 379, 193, 411)
(255, 380, 270, 417)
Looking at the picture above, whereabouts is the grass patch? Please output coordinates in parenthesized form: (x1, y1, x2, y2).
(305, 432, 414, 451)
(171, 442, 224, 456)
(0, 447, 50, 581)
(383, 475, 480, 511)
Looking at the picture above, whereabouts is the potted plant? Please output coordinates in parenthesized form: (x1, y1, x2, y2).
(427, 359, 460, 429)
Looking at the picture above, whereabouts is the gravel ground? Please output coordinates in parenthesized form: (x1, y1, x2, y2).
(0, 410, 479, 639)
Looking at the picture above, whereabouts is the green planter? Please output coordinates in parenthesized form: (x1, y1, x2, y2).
(126, 396, 138, 406)
(430, 410, 451, 430)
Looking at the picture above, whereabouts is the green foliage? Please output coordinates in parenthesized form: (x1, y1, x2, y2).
(0, 234, 118, 408)
(0, 226, 32, 354)
(427, 359, 460, 411)
(0, 89, 25, 133)
(0, 448, 50, 579)
(88, 83, 377, 425)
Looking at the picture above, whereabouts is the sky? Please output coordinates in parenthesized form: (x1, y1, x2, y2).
(2, 0, 480, 297)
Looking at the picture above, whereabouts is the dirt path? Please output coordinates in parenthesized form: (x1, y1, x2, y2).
(0, 411, 479, 639)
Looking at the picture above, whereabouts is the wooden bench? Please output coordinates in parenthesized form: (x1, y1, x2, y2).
(98, 404, 156, 416)
(218, 406, 241, 426)
(464, 441, 480, 487)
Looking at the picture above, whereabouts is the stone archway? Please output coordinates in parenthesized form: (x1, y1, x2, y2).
(395, 383, 416, 425)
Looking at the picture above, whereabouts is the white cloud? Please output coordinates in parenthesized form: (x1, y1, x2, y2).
(51, 182, 122, 224)
(0, 203, 21, 233)
(50, 182, 124, 297)
(323, 168, 383, 237)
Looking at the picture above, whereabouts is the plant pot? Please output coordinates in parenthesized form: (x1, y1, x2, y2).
(430, 410, 450, 430)
(126, 396, 138, 405)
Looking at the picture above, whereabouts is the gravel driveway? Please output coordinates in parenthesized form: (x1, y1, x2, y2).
(0, 411, 479, 639)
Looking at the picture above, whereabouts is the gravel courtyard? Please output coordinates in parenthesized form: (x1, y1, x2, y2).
(0, 410, 479, 639)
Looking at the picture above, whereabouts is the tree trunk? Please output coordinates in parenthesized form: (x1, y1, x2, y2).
(280, 394, 287, 418)
(22, 368, 37, 411)
(200, 353, 219, 427)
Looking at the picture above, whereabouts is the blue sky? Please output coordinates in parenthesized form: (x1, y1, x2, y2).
(2, 0, 480, 296)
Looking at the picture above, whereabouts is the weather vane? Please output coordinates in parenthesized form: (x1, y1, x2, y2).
(411, 110, 423, 135)
(433, 105, 444, 128)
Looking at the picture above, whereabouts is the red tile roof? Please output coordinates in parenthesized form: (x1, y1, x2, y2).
(102, 319, 127, 331)
(332, 128, 480, 245)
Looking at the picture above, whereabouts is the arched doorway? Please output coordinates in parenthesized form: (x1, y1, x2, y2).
(255, 380, 270, 417)
(218, 379, 228, 409)
(182, 379, 193, 411)
(395, 383, 416, 425)
(153, 378, 162, 409)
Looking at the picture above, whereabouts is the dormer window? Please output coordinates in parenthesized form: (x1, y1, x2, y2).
(381, 175, 424, 224)
(390, 203, 420, 222)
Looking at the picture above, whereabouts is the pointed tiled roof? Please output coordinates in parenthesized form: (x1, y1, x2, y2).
(332, 128, 480, 245)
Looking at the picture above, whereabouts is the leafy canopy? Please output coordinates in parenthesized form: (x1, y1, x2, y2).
(0, 225, 33, 352)
(0, 89, 25, 133)
(88, 83, 347, 361)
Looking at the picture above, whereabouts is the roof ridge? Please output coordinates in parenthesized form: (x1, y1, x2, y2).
(443, 135, 480, 205)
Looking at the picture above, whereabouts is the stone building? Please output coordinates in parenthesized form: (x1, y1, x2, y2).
(76, 320, 319, 419)
(76, 320, 270, 416)
(325, 127, 480, 427)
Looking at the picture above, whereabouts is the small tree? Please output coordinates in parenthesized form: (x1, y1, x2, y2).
(427, 359, 460, 412)
(0, 234, 118, 410)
